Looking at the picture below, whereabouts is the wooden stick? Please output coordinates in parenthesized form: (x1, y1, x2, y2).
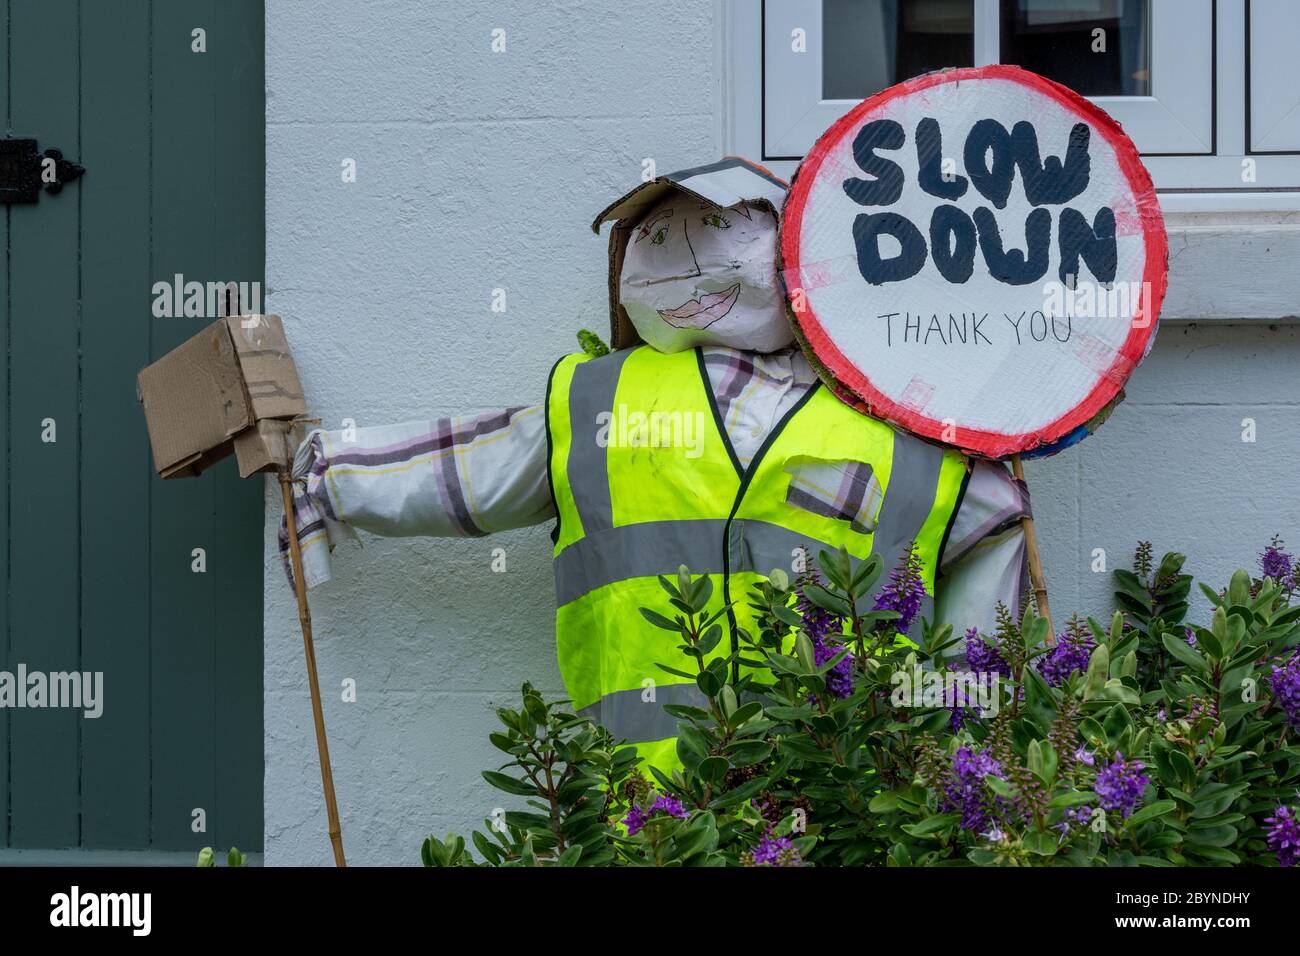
(279, 470, 347, 867)
(1010, 454, 1054, 642)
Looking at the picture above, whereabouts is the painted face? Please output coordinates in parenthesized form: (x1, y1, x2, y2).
(618, 192, 794, 353)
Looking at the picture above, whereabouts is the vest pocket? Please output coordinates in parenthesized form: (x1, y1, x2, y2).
(783, 457, 883, 536)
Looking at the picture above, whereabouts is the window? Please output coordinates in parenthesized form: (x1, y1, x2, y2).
(727, 0, 1300, 209)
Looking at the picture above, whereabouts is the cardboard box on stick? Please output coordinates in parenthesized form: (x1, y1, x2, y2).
(137, 314, 307, 479)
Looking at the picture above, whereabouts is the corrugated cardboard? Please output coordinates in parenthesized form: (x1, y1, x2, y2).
(137, 314, 306, 478)
(233, 418, 298, 479)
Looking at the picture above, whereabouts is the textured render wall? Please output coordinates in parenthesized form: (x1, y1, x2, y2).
(1026, 321, 1300, 619)
(265, 3, 1300, 866)
(263, 0, 723, 865)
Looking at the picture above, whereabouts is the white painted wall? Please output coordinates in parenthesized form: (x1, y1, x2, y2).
(264, 0, 1300, 865)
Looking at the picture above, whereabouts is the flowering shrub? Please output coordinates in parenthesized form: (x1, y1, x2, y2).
(422, 540, 1300, 867)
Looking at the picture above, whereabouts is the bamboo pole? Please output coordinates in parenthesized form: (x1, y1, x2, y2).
(1010, 454, 1054, 642)
(279, 470, 347, 867)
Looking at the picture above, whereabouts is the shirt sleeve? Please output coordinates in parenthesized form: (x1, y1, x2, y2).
(934, 459, 1032, 645)
(280, 404, 555, 588)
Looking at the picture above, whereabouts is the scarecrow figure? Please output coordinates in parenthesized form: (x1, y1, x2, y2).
(284, 158, 1030, 770)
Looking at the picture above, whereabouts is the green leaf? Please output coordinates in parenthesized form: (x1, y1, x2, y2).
(639, 608, 683, 632)
(724, 740, 773, 767)
(1124, 800, 1176, 828)
(1186, 824, 1238, 847)
(555, 844, 584, 866)
(1048, 790, 1096, 809)
(985, 775, 1015, 798)
(1186, 845, 1240, 864)
(728, 701, 764, 728)
(482, 771, 537, 796)
(902, 813, 960, 837)
(869, 790, 906, 813)
(794, 633, 817, 674)
(1022, 830, 1058, 856)
(1227, 570, 1251, 607)
(1084, 644, 1110, 700)
(697, 755, 730, 784)
(196, 847, 215, 868)
(575, 328, 610, 357)
(1161, 632, 1210, 673)
(696, 668, 723, 698)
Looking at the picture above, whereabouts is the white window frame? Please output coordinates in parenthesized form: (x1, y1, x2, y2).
(1249, 0, 1300, 153)
(722, 0, 1300, 212)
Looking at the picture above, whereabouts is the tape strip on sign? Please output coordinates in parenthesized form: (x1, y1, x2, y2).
(779, 65, 1167, 459)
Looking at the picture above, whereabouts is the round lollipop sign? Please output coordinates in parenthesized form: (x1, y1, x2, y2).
(780, 65, 1167, 459)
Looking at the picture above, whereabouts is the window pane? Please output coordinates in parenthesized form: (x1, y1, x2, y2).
(1000, 0, 1150, 96)
(823, 0, 974, 101)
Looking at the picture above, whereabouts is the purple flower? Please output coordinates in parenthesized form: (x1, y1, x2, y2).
(1065, 804, 1094, 828)
(622, 790, 689, 835)
(812, 633, 855, 699)
(1184, 626, 1197, 648)
(1260, 538, 1294, 584)
(1037, 628, 1096, 688)
(1074, 746, 1095, 766)
(746, 833, 802, 867)
(941, 746, 1007, 832)
(796, 586, 854, 702)
(649, 793, 688, 819)
(795, 588, 839, 643)
(1265, 804, 1300, 867)
(964, 627, 1010, 678)
(1269, 649, 1300, 731)
(982, 825, 1006, 843)
(622, 804, 647, 835)
(873, 545, 927, 636)
(1094, 753, 1150, 819)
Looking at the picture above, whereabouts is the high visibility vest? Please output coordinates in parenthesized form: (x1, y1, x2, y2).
(545, 346, 968, 770)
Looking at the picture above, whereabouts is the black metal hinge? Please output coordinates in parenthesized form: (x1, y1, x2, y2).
(0, 137, 85, 204)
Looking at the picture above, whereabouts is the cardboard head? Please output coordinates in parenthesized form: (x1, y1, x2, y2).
(593, 158, 795, 352)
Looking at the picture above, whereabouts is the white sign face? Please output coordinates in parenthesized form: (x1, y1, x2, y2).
(780, 66, 1167, 459)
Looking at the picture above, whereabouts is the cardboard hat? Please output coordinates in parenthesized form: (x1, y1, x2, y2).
(592, 157, 788, 349)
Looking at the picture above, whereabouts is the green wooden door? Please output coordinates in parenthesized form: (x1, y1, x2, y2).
(0, 0, 264, 857)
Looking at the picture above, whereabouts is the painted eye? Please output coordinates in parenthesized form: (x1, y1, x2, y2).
(650, 226, 668, 245)
(701, 213, 730, 229)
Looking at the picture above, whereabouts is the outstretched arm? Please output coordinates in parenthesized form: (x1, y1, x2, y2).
(280, 404, 554, 588)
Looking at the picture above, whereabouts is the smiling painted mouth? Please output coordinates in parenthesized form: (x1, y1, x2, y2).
(657, 283, 742, 329)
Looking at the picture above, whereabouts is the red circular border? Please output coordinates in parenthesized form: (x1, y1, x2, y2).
(780, 65, 1167, 459)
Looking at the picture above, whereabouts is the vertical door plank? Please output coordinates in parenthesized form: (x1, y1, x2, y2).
(0, 0, 11, 846)
(210, 0, 266, 853)
(79, 0, 152, 848)
(150, 0, 218, 850)
(7, 0, 81, 847)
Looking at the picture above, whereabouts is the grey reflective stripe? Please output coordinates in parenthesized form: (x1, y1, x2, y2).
(867, 430, 944, 613)
(730, 519, 837, 580)
(553, 497, 949, 609)
(554, 518, 726, 606)
(579, 682, 709, 744)
(566, 349, 632, 535)
(555, 517, 845, 606)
